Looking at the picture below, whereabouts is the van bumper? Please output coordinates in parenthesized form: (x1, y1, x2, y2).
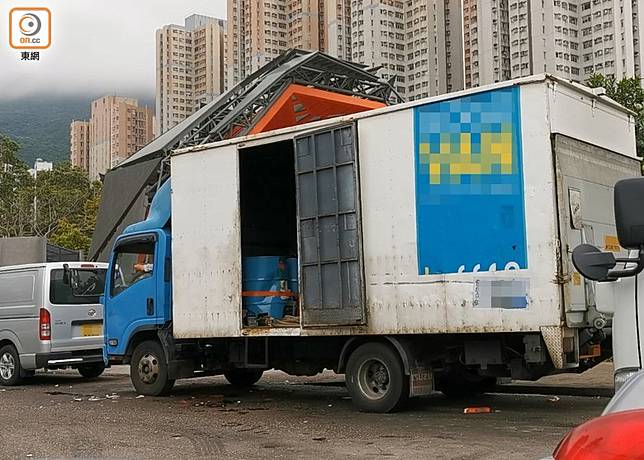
(35, 350, 105, 368)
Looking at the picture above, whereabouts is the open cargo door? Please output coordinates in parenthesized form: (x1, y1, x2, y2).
(295, 126, 365, 326)
(171, 144, 242, 338)
(553, 134, 641, 328)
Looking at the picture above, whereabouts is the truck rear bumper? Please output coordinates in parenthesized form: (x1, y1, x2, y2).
(35, 350, 105, 369)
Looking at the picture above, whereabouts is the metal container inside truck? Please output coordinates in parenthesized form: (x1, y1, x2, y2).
(106, 75, 641, 412)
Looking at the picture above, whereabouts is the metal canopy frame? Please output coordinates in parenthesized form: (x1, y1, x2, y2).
(117, 49, 403, 170)
(90, 50, 402, 261)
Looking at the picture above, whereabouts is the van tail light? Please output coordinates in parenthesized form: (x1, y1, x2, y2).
(39, 308, 51, 341)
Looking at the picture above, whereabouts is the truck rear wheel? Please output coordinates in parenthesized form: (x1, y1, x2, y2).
(224, 368, 264, 387)
(0, 345, 22, 386)
(345, 342, 409, 413)
(130, 340, 175, 396)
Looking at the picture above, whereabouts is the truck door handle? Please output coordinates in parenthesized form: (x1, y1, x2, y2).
(146, 298, 154, 316)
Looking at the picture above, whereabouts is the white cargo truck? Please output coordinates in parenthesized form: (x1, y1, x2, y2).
(104, 75, 640, 412)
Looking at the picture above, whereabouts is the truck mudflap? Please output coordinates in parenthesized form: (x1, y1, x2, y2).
(540, 326, 579, 369)
(409, 366, 433, 397)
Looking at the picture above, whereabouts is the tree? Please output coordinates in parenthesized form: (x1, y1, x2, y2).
(0, 133, 102, 254)
(587, 74, 644, 156)
(0, 134, 34, 237)
(33, 161, 93, 238)
(50, 218, 91, 254)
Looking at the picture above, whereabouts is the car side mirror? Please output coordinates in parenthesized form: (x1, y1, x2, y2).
(572, 244, 617, 281)
(615, 177, 644, 249)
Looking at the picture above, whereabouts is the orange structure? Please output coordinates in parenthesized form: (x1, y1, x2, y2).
(250, 84, 385, 135)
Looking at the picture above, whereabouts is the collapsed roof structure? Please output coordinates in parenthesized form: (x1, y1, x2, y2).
(89, 50, 403, 261)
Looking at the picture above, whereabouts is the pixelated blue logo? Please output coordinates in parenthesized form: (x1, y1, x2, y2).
(414, 86, 527, 275)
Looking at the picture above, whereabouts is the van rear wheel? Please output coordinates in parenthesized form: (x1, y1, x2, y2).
(130, 340, 175, 396)
(0, 345, 22, 386)
(78, 363, 105, 379)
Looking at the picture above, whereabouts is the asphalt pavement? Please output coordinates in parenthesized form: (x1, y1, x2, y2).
(0, 364, 612, 459)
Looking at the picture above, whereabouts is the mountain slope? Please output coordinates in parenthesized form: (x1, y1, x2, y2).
(0, 95, 154, 167)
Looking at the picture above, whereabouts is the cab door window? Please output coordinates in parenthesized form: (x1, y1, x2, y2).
(111, 241, 155, 297)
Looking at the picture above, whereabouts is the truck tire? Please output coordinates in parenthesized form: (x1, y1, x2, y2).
(130, 340, 175, 396)
(0, 344, 23, 386)
(78, 363, 106, 379)
(224, 368, 264, 387)
(345, 342, 409, 413)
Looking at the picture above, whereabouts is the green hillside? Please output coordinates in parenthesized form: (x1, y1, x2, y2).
(0, 95, 154, 167)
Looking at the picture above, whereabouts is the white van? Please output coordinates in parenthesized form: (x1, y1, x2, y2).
(0, 262, 107, 385)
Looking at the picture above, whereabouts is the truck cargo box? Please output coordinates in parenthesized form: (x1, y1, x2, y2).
(170, 75, 641, 369)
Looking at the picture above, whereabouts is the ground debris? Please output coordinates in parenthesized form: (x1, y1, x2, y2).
(463, 406, 493, 414)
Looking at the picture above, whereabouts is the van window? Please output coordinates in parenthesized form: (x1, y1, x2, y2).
(0, 273, 36, 306)
(49, 269, 107, 305)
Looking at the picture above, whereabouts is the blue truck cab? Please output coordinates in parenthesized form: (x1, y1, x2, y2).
(104, 180, 172, 363)
(103, 177, 268, 397)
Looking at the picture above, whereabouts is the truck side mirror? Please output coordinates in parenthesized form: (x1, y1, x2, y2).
(572, 244, 617, 281)
(615, 177, 644, 249)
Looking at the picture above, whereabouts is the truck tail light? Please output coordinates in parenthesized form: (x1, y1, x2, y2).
(39, 308, 51, 341)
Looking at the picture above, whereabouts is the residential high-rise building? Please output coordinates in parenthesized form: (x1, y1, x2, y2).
(350, 0, 465, 100)
(70, 120, 90, 172)
(88, 96, 155, 181)
(156, 14, 226, 134)
(226, 0, 353, 87)
(462, 0, 511, 88)
(508, 0, 640, 84)
(322, 0, 352, 61)
(226, 0, 464, 100)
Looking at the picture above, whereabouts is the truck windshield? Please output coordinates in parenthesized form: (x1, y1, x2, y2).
(49, 268, 107, 305)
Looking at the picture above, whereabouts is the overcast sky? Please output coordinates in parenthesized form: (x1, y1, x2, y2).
(0, 0, 226, 101)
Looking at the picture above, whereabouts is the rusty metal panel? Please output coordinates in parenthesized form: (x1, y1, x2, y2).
(295, 126, 365, 326)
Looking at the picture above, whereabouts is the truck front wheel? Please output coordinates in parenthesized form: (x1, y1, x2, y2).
(130, 340, 175, 396)
(345, 342, 409, 413)
(224, 368, 264, 387)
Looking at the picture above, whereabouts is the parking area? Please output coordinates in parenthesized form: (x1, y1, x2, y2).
(0, 364, 613, 459)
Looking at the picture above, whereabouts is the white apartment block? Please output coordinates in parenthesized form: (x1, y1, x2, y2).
(509, 0, 641, 83)
(462, 0, 511, 88)
(227, 0, 336, 88)
(216, 0, 644, 109)
(350, 0, 465, 100)
(226, 0, 464, 99)
(323, 0, 353, 61)
(156, 14, 226, 135)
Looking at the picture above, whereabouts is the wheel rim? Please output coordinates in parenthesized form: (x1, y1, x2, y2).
(137, 352, 160, 385)
(0, 352, 15, 380)
(357, 358, 391, 400)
